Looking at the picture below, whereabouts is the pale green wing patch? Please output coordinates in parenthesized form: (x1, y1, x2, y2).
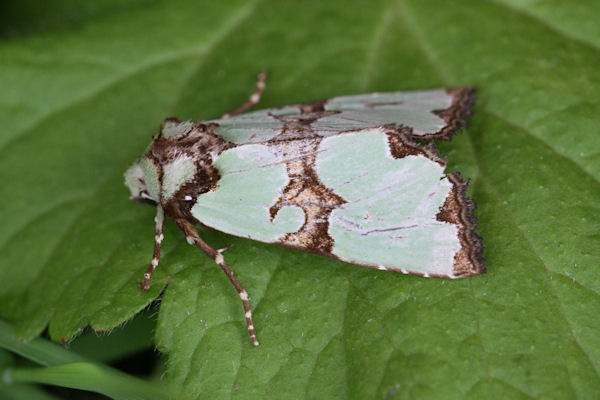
(204, 110, 284, 144)
(161, 155, 197, 201)
(316, 128, 460, 276)
(317, 90, 451, 136)
(191, 144, 305, 241)
(139, 157, 160, 203)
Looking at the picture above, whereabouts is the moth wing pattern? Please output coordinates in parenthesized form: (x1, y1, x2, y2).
(193, 87, 483, 278)
(205, 87, 474, 143)
(321, 87, 475, 140)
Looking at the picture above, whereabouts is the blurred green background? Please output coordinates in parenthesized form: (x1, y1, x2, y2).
(1, 0, 599, 399)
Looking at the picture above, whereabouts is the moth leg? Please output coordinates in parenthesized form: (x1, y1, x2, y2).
(139, 206, 165, 291)
(219, 71, 267, 119)
(175, 219, 259, 346)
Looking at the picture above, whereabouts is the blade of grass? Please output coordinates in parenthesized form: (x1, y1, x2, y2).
(0, 320, 171, 400)
(4, 363, 170, 400)
(0, 321, 86, 367)
(0, 320, 84, 367)
(0, 382, 61, 400)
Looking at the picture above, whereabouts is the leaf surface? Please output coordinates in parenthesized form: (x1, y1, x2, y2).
(1, 0, 598, 398)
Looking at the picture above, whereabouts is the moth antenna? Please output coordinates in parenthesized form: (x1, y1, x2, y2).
(220, 71, 267, 119)
(139, 206, 165, 291)
(175, 219, 259, 346)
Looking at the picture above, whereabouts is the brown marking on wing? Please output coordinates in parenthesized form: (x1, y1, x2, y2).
(299, 100, 326, 113)
(384, 126, 446, 164)
(420, 87, 475, 141)
(385, 125, 428, 158)
(363, 101, 404, 108)
(270, 110, 340, 141)
(436, 172, 485, 277)
(269, 138, 346, 254)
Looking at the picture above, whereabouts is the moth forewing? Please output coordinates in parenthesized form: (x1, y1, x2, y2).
(314, 128, 478, 278)
(124, 74, 483, 346)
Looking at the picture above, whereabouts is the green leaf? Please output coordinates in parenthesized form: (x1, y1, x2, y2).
(5, 363, 171, 400)
(1, 0, 598, 399)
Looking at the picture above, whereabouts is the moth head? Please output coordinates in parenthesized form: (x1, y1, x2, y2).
(124, 118, 203, 207)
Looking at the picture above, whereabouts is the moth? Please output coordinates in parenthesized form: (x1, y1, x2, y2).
(124, 73, 484, 346)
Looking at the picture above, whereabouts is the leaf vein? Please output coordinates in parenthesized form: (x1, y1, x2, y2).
(487, 0, 600, 52)
(484, 108, 600, 187)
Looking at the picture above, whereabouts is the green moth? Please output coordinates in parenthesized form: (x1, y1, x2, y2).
(124, 73, 484, 346)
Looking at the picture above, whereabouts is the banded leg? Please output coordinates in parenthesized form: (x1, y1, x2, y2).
(220, 71, 267, 119)
(139, 206, 165, 291)
(175, 218, 259, 346)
